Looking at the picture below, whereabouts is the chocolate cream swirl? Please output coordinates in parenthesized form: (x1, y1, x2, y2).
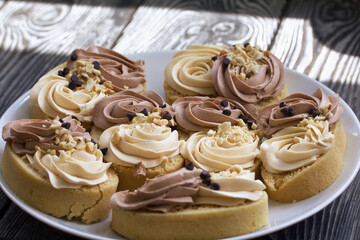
(111, 166, 266, 213)
(212, 44, 285, 104)
(111, 168, 202, 213)
(66, 46, 145, 93)
(93, 90, 173, 129)
(2, 116, 90, 154)
(172, 96, 257, 133)
(258, 88, 344, 137)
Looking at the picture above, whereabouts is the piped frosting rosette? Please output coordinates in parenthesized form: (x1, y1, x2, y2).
(181, 122, 260, 172)
(2, 116, 89, 154)
(93, 90, 173, 129)
(67, 46, 145, 92)
(165, 45, 229, 96)
(2, 116, 111, 189)
(111, 166, 265, 213)
(260, 118, 335, 173)
(30, 59, 114, 122)
(172, 96, 257, 133)
(212, 44, 285, 104)
(99, 112, 183, 169)
(258, 88, 344, 137)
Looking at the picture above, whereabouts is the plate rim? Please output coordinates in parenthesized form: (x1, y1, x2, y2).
(0, 50, 359, 240)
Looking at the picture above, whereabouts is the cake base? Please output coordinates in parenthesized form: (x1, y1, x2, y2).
(261, 121, 346, 202)
(1, 143, 119, 224)
(163, 80, 216, 105)
(111, 193, 268, 240)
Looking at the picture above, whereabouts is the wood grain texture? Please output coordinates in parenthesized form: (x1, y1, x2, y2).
(112, 0, 286, 54)
(269, 0, 360, 239)
(270, 0, 360, 119)
(0, 0, 359, 239)
(0, 0, 138, 239)
(0, 0, 139, 116)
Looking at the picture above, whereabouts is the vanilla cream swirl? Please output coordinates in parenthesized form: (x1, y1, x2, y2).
(260, 119, 334, 173)
(99, 123, 183, 168)
(181, 122, 259, 171)
(27, 148, 111, 189)
(30, 65, 106, 122)
(195, 167, 265, 206)
(165, 45, 229, 95)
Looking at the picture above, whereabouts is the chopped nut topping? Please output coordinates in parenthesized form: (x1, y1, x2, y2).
(131, 111, 174, 127)
(226, 44, 265, 77)
(66, 60, 115, 95)
(49, 120, 62, 129)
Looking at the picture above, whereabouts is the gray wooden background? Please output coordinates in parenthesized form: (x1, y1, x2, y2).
(0, 0, 359, 239)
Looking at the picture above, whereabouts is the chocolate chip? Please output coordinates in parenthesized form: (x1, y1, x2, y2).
(92, 61, 100, 70)
(100, 147, 108, 155)
(127, 112, 136, 121)
(91, 139, 97, 145)
(202, 177, 211, 186)
(239, 115, 249, 123)
(281, 107, 289, 115)
(310, 107, 320, 118)
(70, 75, 79, 82)
(220, 99, 228, 107)
(170, 125, 177, 132)
(63, 67, 70, 75)
(160, 104, 167, 108)
(61, 122, 70, 129)
(279, 102, 286, 108)
(222, 109, 231, 116)
(163, 112, 172, 120)
(140, 108, 148, 116)
(287, 107, 295, 116)
(74, 81, 82, 87)
(200, 171, 211, 180)
(243, 42, 250, 48)
(59, 118, 63, 123)
(58, 70, 64, 77)
(210, 182, 220, 190)
(222, 57, 231, 65)
(68, 81, 76, 90)
(185, 162, 194, 170)
(211, 56, 217, 61)
(70, 53, 78, 61)
(234, 105, 241, 110)
(247, 121, 253, 129)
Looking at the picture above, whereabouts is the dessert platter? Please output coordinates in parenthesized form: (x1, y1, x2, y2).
(0, 46, 359, 240)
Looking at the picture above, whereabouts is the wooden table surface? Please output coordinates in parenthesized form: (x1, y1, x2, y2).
(0, 0, 359, 239)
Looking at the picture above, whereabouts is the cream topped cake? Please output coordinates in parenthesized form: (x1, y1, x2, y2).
(164, 45, 229, 104)
(258, 88, 346, 202)
(1, 116, 118, 223)
(212, 43, 288, 108)
(30, 46, 146, 125)
(110, 166, 268, 240)
(98, 111, 184, 191)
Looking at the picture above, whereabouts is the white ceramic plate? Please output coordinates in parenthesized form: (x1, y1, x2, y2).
(0, 51, 360, 240)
